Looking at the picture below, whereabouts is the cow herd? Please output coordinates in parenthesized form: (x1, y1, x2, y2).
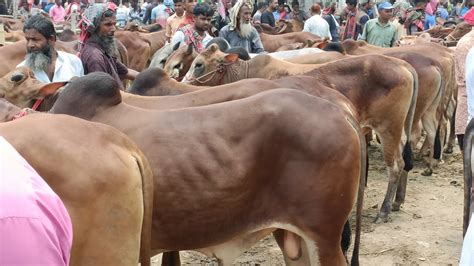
(0, 34, 459, 265)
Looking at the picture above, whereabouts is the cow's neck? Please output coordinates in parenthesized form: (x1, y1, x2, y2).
(246, 55, 317, 79)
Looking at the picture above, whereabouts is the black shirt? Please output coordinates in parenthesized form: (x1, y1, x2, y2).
(261, 10, 275, 27)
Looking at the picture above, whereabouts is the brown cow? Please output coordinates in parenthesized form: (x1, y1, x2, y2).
(258, 30, 322, 52)
(163, 44, 197, 81)
(0, 66, 363, 264)
(341, 40, 458, 164)
(115, 30, 152, 71)
(185, 44, 418, 222)
(286, 45, 445, 178)
(49, 72, 365, 265)
(446, 22, 473, 42)
(0, 99, 153, 266)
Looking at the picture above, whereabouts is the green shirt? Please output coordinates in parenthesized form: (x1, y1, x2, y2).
(358, 18, 398, 47)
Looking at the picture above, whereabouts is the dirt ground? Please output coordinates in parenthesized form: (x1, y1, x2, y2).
(152, 140, 465, 265)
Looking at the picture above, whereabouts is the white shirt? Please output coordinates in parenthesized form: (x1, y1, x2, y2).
(18, 51, 84, 84)
(461, 217, 474, 265)
(302, 14, 332, 40)
(171, 31, 213, 50)
(466, 47, 474, 122)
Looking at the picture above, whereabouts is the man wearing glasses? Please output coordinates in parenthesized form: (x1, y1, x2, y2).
(359, 2, 398, 47)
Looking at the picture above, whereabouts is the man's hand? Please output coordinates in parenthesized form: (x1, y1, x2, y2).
(123, 68, 139, 80)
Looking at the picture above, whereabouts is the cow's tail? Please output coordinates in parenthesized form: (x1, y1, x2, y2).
(463, 118, 474, 236)
(134, 151, 154, 266)
(402, 65, 419, 172)
(434, 69, 446, 160)
(346, 115, 366, 266)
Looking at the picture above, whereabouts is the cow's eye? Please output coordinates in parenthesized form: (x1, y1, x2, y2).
(195, 63, 203, 69)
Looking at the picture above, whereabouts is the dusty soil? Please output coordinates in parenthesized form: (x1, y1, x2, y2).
(152, 140, 465, 265)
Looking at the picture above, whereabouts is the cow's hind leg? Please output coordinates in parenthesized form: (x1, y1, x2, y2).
(375, 131, 405, 223)
(420, 110, 439, 176)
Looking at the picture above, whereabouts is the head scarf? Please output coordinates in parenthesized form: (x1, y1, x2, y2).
(228, 0, 253, 30)
(78, 2, 117, 51)
(465, 7, 474, 25)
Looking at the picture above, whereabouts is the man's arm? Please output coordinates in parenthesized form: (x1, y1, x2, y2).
(165, 17, 173, 41)
(358, 22, 369, 41)
(251, 29, 265, 53)
(260, 12, 275, 31)
(123, 68, 138, 80)
(466, 48, 474, 121)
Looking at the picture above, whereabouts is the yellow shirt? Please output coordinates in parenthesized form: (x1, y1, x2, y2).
(166, 13, 185, 38)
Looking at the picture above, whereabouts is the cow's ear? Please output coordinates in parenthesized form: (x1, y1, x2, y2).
(224, 53, 239, 63)
(316, 41, 327, 49)
(186, 44, 194, 55)
(209, 43, 219, 52)
(37, 81, 68, 97)
(173, 42, 181, 51)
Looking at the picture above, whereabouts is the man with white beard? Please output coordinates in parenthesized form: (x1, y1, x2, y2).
(17, 15, 84, 83)
(218, 0, 265, 53)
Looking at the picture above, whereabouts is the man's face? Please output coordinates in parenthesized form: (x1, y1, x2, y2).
(55, 0, 60, 5)
(379, 8, 393, 20)
(98, 15, 117, 38)
(25, 28, 53, 54)
(366, 0, 373, 9)
(175, 2, 184, 14)
(292, 4, 299, 12)
(194, 14, 211, 32)
(278, 4, 285, 12)
(270, 0, 278, 10)
(239, 5, 252, 24)
(24, 29, 54, 71)
(185, 0, 196, 13)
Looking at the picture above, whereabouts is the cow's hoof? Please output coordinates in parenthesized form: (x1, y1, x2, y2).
(392, 202, 401, 211)
(414, 154, 423, 161)
(421, 168, 433, 176)
(374, 213, 389, 224)
(444, 146, 454, 154)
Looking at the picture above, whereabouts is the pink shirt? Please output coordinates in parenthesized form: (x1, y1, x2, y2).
(0, 137, 73, 265)
(49, 4, 66, 22)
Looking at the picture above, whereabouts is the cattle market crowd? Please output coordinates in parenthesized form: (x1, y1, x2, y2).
(0, 0, 474, 264)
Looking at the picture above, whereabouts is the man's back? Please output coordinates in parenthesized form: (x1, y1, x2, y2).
(260, 10, 275, 27)
(303, 14, 331, 39)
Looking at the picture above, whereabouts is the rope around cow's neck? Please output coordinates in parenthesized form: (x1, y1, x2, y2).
(191, 60, 249, 85)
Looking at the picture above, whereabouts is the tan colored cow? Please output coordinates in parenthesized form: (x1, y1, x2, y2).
(0, 99, 153, 266)
(184, 44, 418, 222)
(341, 40, 458, 164)
(258, 30, 322, 52)
(48, 72, 366, 266)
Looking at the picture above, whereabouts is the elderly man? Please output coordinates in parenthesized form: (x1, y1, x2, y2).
(359, 2, 398, 47)
(79, 3, 138, 88)
(218, 0, 264, 53)
(18, 15, 83, 83)
(303, 4, 331, 39)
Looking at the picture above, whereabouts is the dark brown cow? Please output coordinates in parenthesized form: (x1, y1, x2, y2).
(446, 23, 473, 42)
(49, 72, 365, 265)
(0, 99, 153, 266)
(185, 45, 418, 222)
